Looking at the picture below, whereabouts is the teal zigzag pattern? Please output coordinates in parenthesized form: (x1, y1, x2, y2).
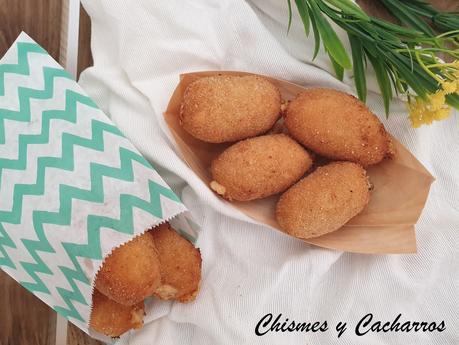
(0, 115, 122, 293)
(50, 149, 180, 320)
(2, 107, 180, 321)
(0, 67, 75, 176)
(0, 42, 71, 269)
(0, 42, 47, 95)
(0, 90, 95, 271)
(0, 38, 183, 323)
(0, 223, 16, 268)
(0, 42, 56, 144)
(1, 97, 181, 322)
(29, 143, 179, 321)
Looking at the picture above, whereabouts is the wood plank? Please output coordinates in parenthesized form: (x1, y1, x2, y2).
(357, 0, 394, 21)
(0, 270, 56, 345)
(77, 5, 93, 78)
(0, 0, 61, 61)
(67, 323, 102, 345)
(0, 1, 62, 345)
(358, 0, 459, 19)
(429, 0, 459, 12)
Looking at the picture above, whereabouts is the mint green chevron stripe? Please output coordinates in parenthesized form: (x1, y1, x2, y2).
(80, 178, 180, 258)
(0, 223, 16, 268)
(34, 148, 179, 321)
(0, 43, 66, 145)
(0, 66, 79, 147)
(0, 88, 96, 188)
(0, 42, 47, 96)
(0, 42, 50, 271)
(51, 159, 167, 320)
(0, 40, 183, 322)
(2, 113, 176, 321)
(54, 278, 87, 322)
(0, 119, 123, 297)
(0, 91, 103, 225)
(53, 178, 180, 320)
(20, 233, 54, 293)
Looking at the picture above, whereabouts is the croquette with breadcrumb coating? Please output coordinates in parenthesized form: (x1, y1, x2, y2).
(95, 232, 161, 306)
(180, 75, 281, 143)
(276, 162, 371, 239)
(150, 222, 202, 303)
(284, 88, 393, 166)
(210, 134, 313, 201)
(90, 289, 144, 337)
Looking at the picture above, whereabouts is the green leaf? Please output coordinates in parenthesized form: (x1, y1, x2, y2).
(446, 93, 459, 110)
(366, 52, 392, 116)
(358, 35, 379, 57)
(403, 1, 435, 17)
(329, 51, 344, 80)
(338, 20, 376, 43)
(366, 24, 402, 43)
(324, 0, 370, 21)
(386, 53, 432, 97)
(308, 6, 321, 60)
(308, 0, 352, 69)
(348, 34, 367, 102)
(433, 13, 459, 32)
(295, 0, 310, 35)
(287, 0, 293, 34)
(371, 18, 423, 37)
(391, 68, 408, 95)
(386, 68, 399, 97)
(379, 0, 435, 36)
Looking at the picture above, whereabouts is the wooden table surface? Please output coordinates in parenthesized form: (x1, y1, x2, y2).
(0, 1, 458, 345)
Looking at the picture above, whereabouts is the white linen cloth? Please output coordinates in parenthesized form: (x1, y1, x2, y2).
(78, 1, 459, 344)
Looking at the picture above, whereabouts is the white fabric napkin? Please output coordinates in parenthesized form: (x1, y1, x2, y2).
(78, 1, 459, 344)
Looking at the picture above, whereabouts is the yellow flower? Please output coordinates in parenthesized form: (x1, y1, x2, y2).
(428, 91, 445, 110)
(408, 98, 427, 128)
(433, 107, 451, 120)
(441, 80, 457, 94)
(408, 94, 451, 128)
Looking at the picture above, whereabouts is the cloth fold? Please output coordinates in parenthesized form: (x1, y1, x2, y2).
(79, 0, 458, 344)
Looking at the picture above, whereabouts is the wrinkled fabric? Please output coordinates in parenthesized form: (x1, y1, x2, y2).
(78, 1, 459, 344)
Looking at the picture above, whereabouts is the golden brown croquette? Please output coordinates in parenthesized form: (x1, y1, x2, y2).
(150, 223, 202, 303)
(180, 75, 281, 143)
(95, 232, 161, 306)
(284, 88, 393, 166)
(90, 290, 144, 337)
(210, 134, 314, 201)
(276, 162, 371, 239)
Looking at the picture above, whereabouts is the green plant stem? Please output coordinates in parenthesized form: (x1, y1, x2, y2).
(289, 0, 459, 114)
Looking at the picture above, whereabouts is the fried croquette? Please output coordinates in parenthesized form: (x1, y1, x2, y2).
(284, 88, 393, 166)
(210, 134, 313, 201)
(276, 162, 371, 239)
(95, 232, 161, 306)
(180, 75, 281, 143)
(150, 223, 201, 303)
(90, 289, 144, 337)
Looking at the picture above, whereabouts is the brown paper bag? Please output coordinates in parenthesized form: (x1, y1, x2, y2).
(164, 71, 435, 254)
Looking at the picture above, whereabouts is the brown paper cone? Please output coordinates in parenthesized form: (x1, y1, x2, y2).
(164, 71, 434, 254)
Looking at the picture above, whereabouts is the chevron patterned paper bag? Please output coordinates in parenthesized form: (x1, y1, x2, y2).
(0, 32, 198, 339)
